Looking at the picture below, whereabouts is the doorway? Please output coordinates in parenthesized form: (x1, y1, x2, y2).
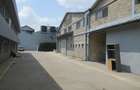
(38, 43, 56, 51)
(107, 44, 121, 72)
(89, 32, 106, 64)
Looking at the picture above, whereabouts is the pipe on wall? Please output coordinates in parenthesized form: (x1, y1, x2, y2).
(84, 10, 91, 61)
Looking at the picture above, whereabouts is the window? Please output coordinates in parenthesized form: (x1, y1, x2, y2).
(135, 0, 140, 4)
(68, 26, 72, 32)
(75, 44, 77, 48)
(76, 21, 81, 29)
(79, 44, 80, 48)
(41, 26, 47, 32)
(96, 7, 108, 19)
(107, 45, 116, 59)
(82, 44, 84, 48)
(64, 29, 67, 33)
(76, 19, 84, 29)
(73, 44, 74, 48)
(83, 18, 85, 27)
(70, 44, 73, 48)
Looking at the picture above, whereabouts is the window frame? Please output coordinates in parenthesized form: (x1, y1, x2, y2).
(64, 28, 67, 33)
(76, 21, 81, 29)
(95, 7, 108, 20)
(68, 26, 72, 32)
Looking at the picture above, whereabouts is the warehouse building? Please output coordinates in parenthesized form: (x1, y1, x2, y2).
(57, 12, 88, 60)
(0, 0, 20, 63)
(57, 0, 140, 74)
(88, 0, 140, 74)
(19, 25, 57, 51)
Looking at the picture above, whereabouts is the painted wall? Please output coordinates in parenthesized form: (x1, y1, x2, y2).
(106, 22, 140, 74)
(19, 31, 38, 50)
(19, 31, 57, 51)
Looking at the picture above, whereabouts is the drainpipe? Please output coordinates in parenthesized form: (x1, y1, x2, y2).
(85, 9, 91, 61)
(132, 0, 135, 16)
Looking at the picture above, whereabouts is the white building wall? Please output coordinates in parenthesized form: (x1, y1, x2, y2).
(19, 31, 38, 50)
(19, 31, 57, 51)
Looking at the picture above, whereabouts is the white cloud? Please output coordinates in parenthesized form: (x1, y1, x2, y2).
(16, 0, 59, 31)
(19, 5, 59, 31)
(16, 0, 96, 31)
(57, 0, 96, 10)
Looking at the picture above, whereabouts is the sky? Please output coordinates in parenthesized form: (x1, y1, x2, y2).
(16, 0, 96, 31)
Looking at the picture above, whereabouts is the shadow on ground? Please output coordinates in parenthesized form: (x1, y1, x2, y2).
(0, 53, 63, 90)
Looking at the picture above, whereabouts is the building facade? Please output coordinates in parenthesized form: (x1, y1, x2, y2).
(0, 0, 20, 63)
(37, 26, 57, 51)
(19, 26, 57, 51)
(89, 0, 140, 74)
(57, 12, 88, 60)
(57, 0, 140, 74)
(19, 26, 38, 50)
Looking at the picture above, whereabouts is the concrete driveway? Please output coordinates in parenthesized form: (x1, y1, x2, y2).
(0, 51, 139, 90)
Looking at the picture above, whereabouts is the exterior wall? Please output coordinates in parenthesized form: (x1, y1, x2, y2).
(0, 12, 18, 42)
(106, 22, 140, 74)
(90, 0, 132, 29)
(19, 30, 57, 51)
(58, 13, 86, 60)
(19, 31, 38, 51)
(0, 36, 17, 63)
(72, 19, 86, 59)
(73, 23, 85, 35)
(60, 14, 84, 35)
(0, 0, 20, 63)
(73, 35, 86, 60)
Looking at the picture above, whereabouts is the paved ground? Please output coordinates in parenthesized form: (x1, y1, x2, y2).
(0, 51, 140, 90)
